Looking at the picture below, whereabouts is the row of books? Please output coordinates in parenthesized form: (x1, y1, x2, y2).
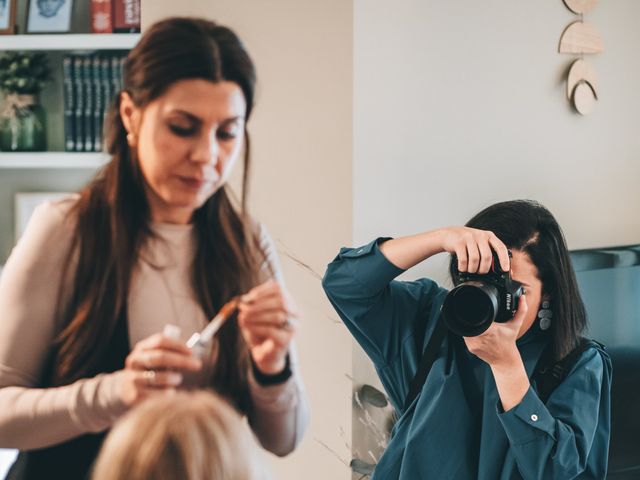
(63, 53, 126, 153)
(91, 0, 141, 34)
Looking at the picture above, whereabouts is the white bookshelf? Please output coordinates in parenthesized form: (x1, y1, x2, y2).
(0, 34, 140, 51)
(0, 152, 109, 169)
(0, 25, 138, 264)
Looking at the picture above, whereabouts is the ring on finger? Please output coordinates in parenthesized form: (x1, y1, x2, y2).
(280, 317, 291, 329)
(144, 352, 154, 370)
(143, 370, 156, 386)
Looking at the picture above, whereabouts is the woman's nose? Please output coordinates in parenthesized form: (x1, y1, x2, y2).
(191, 131, 220, 168)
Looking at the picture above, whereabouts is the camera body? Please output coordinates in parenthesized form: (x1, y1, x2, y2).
(441, 251, 524, 337)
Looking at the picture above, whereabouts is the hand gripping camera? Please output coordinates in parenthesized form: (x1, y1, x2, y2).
(441, 251, 524, 337)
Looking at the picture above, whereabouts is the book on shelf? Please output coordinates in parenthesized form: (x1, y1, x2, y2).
(92, 56, 103, 152)
(62, 56, 75, 152)
(93, 0, 143, 35)
(113, 0, 141, 33)
(111, 55, 122, 96)
(91, 0, 113, 34)
(64, 53, 125, 153)
(73, 56, 85, 152)
(101, 56, 112, 134)
(83, 56, 94, 152)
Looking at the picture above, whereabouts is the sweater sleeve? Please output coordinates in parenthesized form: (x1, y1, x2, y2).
(245, 225, 309, 456)
(0, 198, 128, 449)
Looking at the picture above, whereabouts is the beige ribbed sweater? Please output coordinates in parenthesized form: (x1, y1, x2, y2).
(0, 196, 308, 455)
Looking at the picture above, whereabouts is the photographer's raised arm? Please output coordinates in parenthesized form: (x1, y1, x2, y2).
(380, 227, 510, 274)
(322, 238, 447, 409)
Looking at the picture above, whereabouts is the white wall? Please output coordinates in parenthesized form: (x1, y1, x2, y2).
(354, 0, 640, 258)
(142, 2, 354, 479)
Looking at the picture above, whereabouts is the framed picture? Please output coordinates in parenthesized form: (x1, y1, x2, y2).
(15, 192, 69, 242)
(26, 0, 74, 33)
(0, 0, 16, 34)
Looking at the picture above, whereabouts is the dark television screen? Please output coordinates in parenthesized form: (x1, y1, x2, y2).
(576, 265, 640, 347)
(571, 245, 640, 479)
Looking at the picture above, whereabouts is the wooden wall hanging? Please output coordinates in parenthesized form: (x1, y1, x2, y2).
(559, 22, 604, 54)
(559, 0, 603, 115)
(563, 0, 598, 15)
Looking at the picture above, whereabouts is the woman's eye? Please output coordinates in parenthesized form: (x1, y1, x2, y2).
(217, 129, 238, 141)
(169, 124, 196, 137)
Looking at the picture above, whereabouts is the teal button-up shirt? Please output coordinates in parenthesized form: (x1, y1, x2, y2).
(322, 239, 611, 479)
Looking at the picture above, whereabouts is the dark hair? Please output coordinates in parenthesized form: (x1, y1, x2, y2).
(449, 199, 587, 361)
(53, 18, 262, 413)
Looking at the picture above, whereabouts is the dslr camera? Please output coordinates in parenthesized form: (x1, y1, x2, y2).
(441, 250, 524, 337)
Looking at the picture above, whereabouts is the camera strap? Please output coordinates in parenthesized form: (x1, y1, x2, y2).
(404, 320, 604, 412)
(403, 311, 447, 412)
(532, 337, 604, 404)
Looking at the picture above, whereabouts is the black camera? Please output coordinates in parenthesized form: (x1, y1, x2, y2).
(441, 251, 524, 337)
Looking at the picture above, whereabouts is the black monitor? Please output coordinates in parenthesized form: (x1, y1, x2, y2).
(571, 244, 640, 479)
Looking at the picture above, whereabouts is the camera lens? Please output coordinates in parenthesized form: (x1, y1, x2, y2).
(442, 281, 499, 337)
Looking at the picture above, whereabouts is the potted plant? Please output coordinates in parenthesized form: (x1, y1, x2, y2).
(0, 52, 51, 151)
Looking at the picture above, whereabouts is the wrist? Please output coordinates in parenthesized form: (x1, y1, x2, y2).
(489, 350, 529, 412)
(251, 354, 292, 386)
(489, 344, 522, 373)
(380, 230, 446, 270)
(424, 229, 448, 256)
(252, 354, 287, 375)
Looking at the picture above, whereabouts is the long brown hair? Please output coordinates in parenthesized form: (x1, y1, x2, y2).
(53, 18, 263, 413)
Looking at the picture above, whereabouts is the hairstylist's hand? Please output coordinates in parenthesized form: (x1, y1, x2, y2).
(463, 294, 528, 368)
(237, 280, 299, 375)
(438, 226, 510, 274)
(120, 334, 202, 406)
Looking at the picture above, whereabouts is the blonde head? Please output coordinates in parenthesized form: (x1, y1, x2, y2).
(92, 391, 264, 480)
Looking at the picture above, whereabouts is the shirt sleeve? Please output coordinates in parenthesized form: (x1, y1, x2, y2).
(321, 238, 447, 410)
(0, 199, 128, 449)
(497, 346, 611, 479)
(246, 225, 310, 456)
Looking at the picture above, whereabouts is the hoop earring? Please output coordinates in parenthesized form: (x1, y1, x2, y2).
(538, 300, 552, 330)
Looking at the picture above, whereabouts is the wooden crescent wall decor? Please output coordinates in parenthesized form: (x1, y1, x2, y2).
(559, 0, 603, 115)
(559, 21, 604, 54)
(572, 82, 597, 115)
(567, 59, 598, 100)
(563, 0, 598, 15)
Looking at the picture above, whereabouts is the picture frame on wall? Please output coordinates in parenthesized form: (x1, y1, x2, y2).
(0, 0, 17, 34)
(14, 192, 69, 242)
(26, 0, 74, 33)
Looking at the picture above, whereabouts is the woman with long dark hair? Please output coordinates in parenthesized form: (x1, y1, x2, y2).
(0, 17, 308, 479)
(323, 200, 611, 479)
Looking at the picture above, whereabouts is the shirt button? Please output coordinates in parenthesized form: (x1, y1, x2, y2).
(530, 414, 538, 422)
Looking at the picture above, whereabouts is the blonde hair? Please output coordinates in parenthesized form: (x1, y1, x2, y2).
(92, 391, 265, 480)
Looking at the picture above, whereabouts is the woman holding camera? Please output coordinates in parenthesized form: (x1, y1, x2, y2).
(0, 18, 308, 479)
(322, 200, 611, 479)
